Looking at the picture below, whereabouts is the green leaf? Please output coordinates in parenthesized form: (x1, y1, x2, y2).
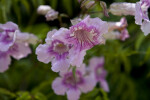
(135, 33, 145, 50)
(140, 47, 150, 65)
(31, 80, 51, 93)
(62, 0, 72, 16)
(95, 96, 102, 100)
(16, 91, 32, 100)
(34, 92, 47, 100)
(99, 89, 109, 100)
(12, 0, 21, 24)
(49, 0, 58, 9)
(21, 0, 30, 14)
(0, 88, 16, 98)
(72, 66, 76, 79)
(120, 53, 131, 73)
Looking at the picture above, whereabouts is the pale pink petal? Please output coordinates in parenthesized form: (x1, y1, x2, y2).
(16, 32, 38, 44)
(69, 48, 86, 67)
(52, 77, 67, 95)
(141, 20, 150, 36)
(0, 41, 13, 52)
(120, 29, 130, 41)
(76, 63, 86, 75)
(135, 2, 143, 25)
(59, 64, 86, 77)
(83, 16, 108, 35)
(45, 29, 57, 44)
(45, 10, 58, 21)
(0, 31, 16, 52)
(79, 74, 96, 93)
(0, 22, 18, 31)
(0, 54, 11, 72)
(66, 89, 81, 100)
(89, 57, 104, 71)
(51, 58, 70, 72)
(52, 28, 69, 43)
(36, 44, 53, 63)
(10, 42, 31, 60)
(100, 80, 109, 92)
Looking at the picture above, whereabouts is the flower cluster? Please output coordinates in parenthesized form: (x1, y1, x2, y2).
(0, 22, 37, 72)
(2, 0, 150, 99)
(36, 16, 108, 72)
(35, 8, 133, 98)
(36, 15, 111, 99)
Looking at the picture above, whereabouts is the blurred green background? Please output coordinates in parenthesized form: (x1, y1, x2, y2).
(0, 0, 150, 100)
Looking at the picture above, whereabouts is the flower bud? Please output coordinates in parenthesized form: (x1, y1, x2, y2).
(45, 10, 58, 21)
(37, 5, 51, 15)
(109, 3, 135, 16)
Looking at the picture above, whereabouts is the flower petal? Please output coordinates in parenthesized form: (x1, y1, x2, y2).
(89, 56, 104, 71)
(83, 16, 108, 35)
(52, 28, 69, 43)
(79, 74, 96, 93)
(135, 2, 143, 25)
(51, 58, 70, 72)
(9, 42, 31, 60)
(66, 89, 81, 100)
(52, 77, 67, 95)
(0, 22, 18, 31)
(69, 49, 86, 67)
(141, 20, 150, 36)
(16, 32, 38, 44)
(100, 80, 109, 92)
(36, 44, 53, 63)
(45, 29, 57, 44)
(0, 54, 11, 72)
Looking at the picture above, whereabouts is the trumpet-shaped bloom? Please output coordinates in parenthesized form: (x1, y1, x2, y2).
(52, 64, 96, 100)
(0, 22, 37, 72)
(36, 28, 71, 72)
(105, 17, 129, 41)
(89, 57, 109, 92)
(67, 16, 108, 51)
(65, 16, 108, 67)
(0, 22, 18, 52)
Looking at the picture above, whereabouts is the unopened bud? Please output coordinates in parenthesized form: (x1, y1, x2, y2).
(37, 5, 51, 15)
(100, 1, 109, 17)
(85, 1, 95, 9)
(109, 3, 135, 16)
(45, 10, 58, 21)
